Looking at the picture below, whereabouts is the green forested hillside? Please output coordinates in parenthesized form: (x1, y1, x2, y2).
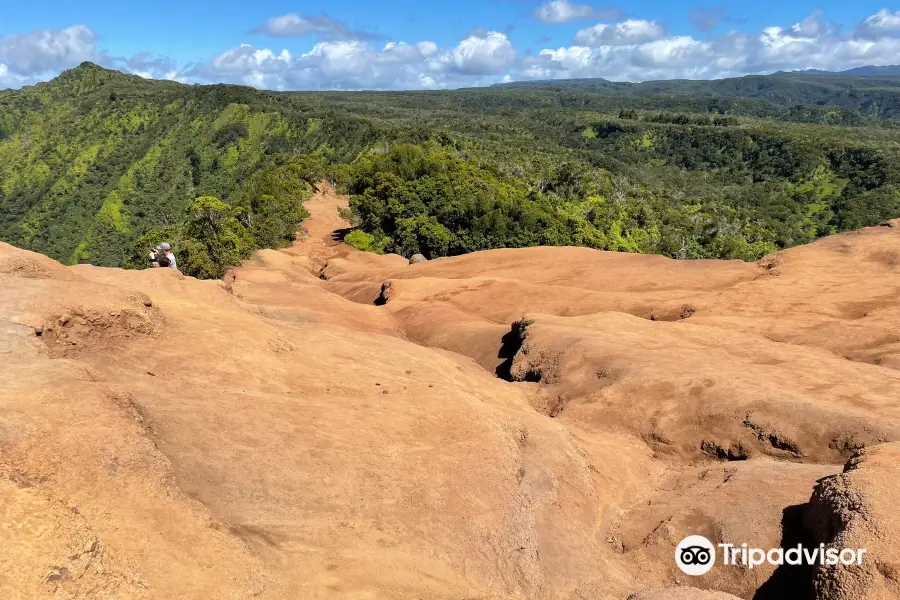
(2, 62, 900, 277)
(494, 71, 900, 120)
(0, 64, 343, 276)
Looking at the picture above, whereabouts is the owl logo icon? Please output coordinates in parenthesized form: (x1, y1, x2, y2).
(675, 535, 716, 575)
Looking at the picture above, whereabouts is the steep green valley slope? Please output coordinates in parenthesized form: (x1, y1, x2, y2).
(2, 62, 900, 277)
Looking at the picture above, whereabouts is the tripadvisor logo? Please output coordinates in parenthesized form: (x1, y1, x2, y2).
(676, 536, 716, 576)
(675, 535, 867, 576)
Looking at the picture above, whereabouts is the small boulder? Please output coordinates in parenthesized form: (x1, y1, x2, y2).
(409, 254, 428, 265)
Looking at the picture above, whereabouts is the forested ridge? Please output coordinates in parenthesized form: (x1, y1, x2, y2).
(494, 70, 900, 120)
(2, 61, 900, 277)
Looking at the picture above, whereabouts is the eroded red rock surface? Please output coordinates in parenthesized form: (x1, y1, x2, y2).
(1, 184, 898, 599)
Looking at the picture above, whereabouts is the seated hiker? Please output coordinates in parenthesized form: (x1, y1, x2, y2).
(150, 242, 178, 269)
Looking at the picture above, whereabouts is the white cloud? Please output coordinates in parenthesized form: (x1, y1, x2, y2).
(518, 10, 900, 83)
(298, 42, 375, 79)
(536, 0, 595, 23)
(150, 10, 900, 90)
(4, 9, 900, 92)
(190, 32, 517, 90)
(856, 9, 900, 38)
(0, 25, 97, 76)
(0, 26, 188, 88)
(195, 39, 437, 90)
(0, 63, 34, 88)
(574, 19, 667, 46)
(102, 52, 188, 82)
(253, 12, 383, 41)
(189, 44, 293, 89)
(536, 1, 626, 24)
(418, 73, 438, 89)
(259, 13, 317, 36)
(429, 31, 517, 75)
(212, 45, 292, 74)
(528, 39, 716, 82)
(417, 41, 439, 57)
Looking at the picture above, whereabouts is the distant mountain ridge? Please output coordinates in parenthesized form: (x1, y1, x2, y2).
(840, 65, 900, 76)
(494, 65, 900, 89)
(491, 67, 900, 120)
(772, 65, 900, 77)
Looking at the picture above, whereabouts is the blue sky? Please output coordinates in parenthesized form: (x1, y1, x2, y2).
(2, 1, 900, 90)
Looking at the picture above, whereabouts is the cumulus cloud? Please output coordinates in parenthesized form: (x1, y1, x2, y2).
(526, 36, 716, 81)
(0, 25, 189, 88)
(253, 13, 384, 41)
(536, 0, 625, 24)
(103, 52, 187, 82)
(430, 31, 517, 75)
(536, 0, 592, 23)
(417, 41, 439, 57)
(294, 41, 413, 86)
(188, 44, 293, 89)
(5, 9, 900, 92)
(855, 9, 900, 38)
(189, 31, 517, 90)
(0, 25, 97, 76)
(192, 39, 439, 90)
(211, 45, 292, 75)
(0, 62, 36, 89)
(148, 10, 900, 90)
(574, 19, 667, 46)
(523, 10, 900, 82)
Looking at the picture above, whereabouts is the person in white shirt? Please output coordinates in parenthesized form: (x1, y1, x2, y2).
(151, 242, 178, 269)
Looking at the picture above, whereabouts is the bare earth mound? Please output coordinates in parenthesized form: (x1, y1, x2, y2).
(1, 185, 899, 599)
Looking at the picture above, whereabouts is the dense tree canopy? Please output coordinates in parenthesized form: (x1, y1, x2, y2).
(2, 62, 900, 277)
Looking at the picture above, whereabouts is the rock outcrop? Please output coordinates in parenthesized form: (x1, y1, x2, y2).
(805, 443, 900, 600)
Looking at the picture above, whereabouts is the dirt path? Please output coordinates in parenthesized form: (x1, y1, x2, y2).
(281, 183, 353, 271)
(226, 184, 402, 334)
